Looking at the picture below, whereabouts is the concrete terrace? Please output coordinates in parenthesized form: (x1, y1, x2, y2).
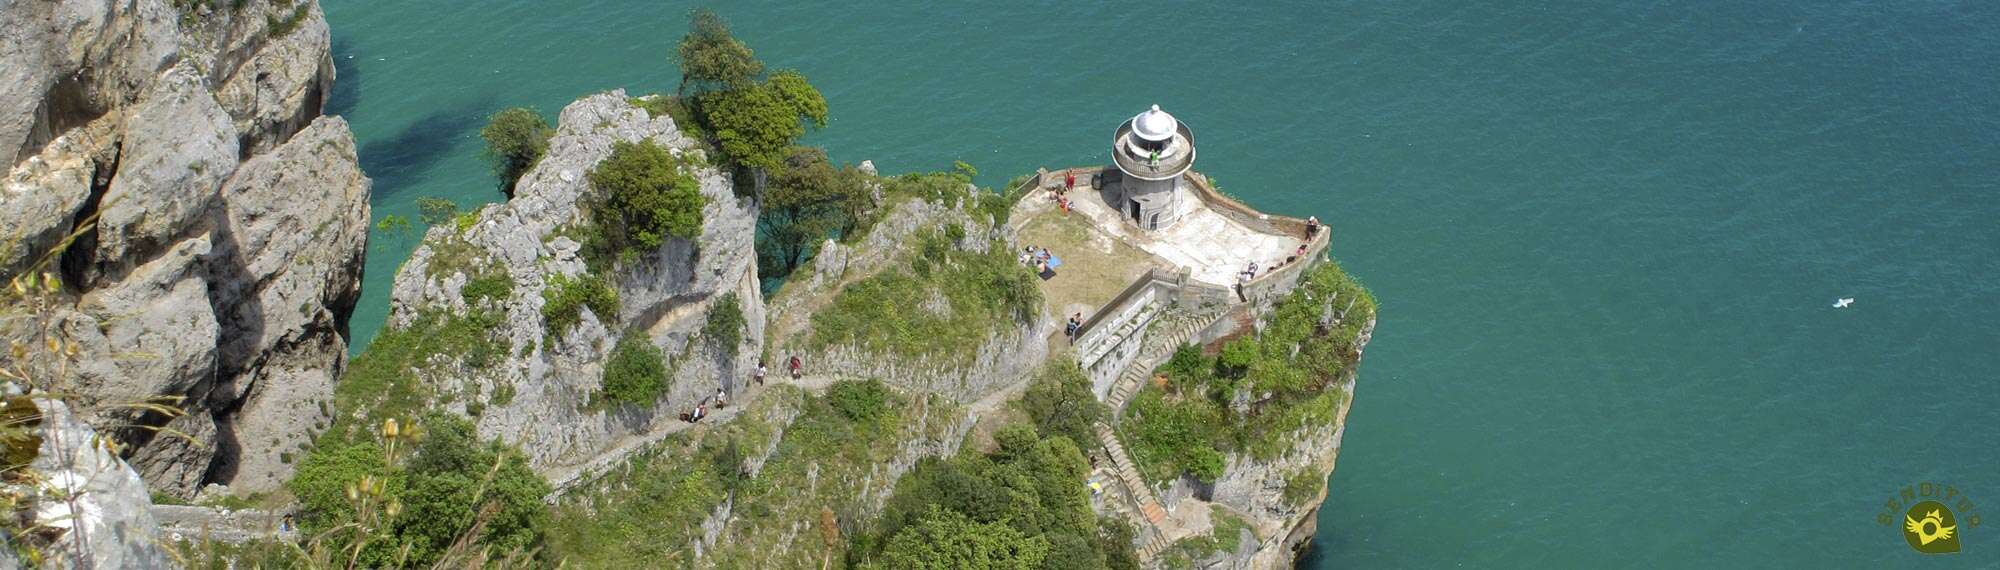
(1012, 168, 1312, 291)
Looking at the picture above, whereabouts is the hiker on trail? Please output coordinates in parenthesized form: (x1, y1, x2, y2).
(754, 361, 768, 386)
(715, 387, 729, 408)
(788, 355, 803, 380)
(1244, 261, 1259, 280)
(685, 403, 707, 423)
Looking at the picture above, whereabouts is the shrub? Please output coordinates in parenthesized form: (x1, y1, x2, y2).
(825, 379, 893, 422)
(462, 273, 513, 306)
(291, 415, 550, 567)
(863, 428, 1127, 568)
(541, 272, 618, 337)
(482, 107, 553, 196)
(1020, 360, 1103, 448)
(1283, 468, 1326, 507)
(588, 139, 706, 257)
(701, 292, 745, 349)
(601, 333, 668, 407)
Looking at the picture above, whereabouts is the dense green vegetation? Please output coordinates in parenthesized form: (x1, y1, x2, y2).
(674, 9, 762, 95)
(1019, 360, 1106, 450)
(549, 381, 957, 568)
(853, 424, 1137, 570)
(701, 291, 746, 349)
(808, 227, 1040, 365)
(328, 309, 503, 441)
(600, 332, 669, 407)
(540, 272, 617, 337)
(291, 414, 549, 567)
(757, 147, 871, 280)
(481, 107, 554, 196)
(1123, 262, 1376, 484)
(587, 139, 707, 259)
(462, 273, 513, 306)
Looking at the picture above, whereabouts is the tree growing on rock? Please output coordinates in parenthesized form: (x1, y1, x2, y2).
(481, 107, 553, 197)
(587, 139, 707, 258)
(675, 8, 763, 95)
(700, 69, 827, 192)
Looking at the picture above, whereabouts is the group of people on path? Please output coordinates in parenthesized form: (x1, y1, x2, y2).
(1237, 216, 1325, 297)
(1047, 171, 1077, 215)
(682, 354, 805, 424)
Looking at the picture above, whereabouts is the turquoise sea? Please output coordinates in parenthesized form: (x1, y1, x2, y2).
(322, 1, 1999, 566)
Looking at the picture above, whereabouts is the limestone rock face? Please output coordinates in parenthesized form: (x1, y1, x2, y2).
(0, 0, 366, 498)
(7, 399, 173, 569)
(768, 193, 1048, 403)
(388, 91, 761, 470)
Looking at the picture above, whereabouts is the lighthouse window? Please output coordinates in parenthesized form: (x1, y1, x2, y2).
(1136, 137, 1167, 152)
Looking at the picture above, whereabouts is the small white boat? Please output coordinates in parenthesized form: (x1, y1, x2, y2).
(1833, 298, 1854, 309)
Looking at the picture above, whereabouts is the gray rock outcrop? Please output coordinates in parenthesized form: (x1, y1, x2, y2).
(386, 91, 761, 470)
(0, 0, 367, 498)
(5, 398, 173, 569)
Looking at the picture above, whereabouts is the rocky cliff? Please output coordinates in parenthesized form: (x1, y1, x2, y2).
(382, 91, 760, 470)
(0, 0, 367, 497)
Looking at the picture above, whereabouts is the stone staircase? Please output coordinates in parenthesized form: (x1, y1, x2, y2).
(1107, 310, 1227, 419)
(1091, 308, 1227, 566)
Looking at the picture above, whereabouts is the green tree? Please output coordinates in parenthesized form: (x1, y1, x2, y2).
(416, 197, 459, 226)
(397, 415, 550, 563)
(601, 332, 668, 406)
(588, 140, 707, 257)
(482, 107, 553, 197)
(1020, 360, 1104, 449)
(880, 508, 1051, 570)
(758, 146, 868, 279)
(700, 70, 827, 189)
(675, 9, 763, 95)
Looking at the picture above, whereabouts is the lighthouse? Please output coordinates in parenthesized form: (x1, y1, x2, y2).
(1110, 104, 1196, 230)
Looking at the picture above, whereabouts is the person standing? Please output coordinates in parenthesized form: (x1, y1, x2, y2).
(1064, 171, 1076, 192)
(754, 361, 768, 386)
(789, 354, 803, 380)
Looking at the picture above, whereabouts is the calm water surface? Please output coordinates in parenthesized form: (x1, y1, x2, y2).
(322, 2, 2000, 566)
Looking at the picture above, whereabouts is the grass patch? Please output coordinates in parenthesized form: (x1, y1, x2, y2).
(1171, 505, 1254, 561)
(1122, 262, 1376, 484)
(808, 229, 1039, 365)
(326, 308, 505, 442)
(462, 272, 513, 306)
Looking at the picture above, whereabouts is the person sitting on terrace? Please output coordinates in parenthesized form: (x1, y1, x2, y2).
(1306, 216, 1321, 238)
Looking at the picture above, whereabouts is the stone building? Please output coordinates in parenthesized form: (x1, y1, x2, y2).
(1109, 104, 1197, 230)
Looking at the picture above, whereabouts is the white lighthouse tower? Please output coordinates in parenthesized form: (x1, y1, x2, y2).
(1110, 104, 1196, 230)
